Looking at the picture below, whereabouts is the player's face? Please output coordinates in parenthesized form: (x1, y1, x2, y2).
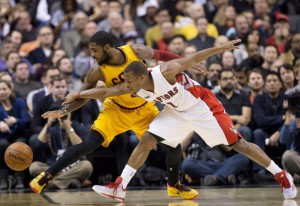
(124, 72, 143, 95)
(89, 42, 109, 65)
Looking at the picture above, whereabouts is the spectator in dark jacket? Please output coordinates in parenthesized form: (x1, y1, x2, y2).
(252, 71, 286, 173)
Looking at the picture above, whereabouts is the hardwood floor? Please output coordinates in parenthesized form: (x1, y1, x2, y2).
(0, 186, 299, 206)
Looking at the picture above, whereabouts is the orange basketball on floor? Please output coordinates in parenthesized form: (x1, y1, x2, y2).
(4, 142, 33, 171)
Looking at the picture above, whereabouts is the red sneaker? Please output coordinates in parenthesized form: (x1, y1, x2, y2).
(275, 170, 297, 199)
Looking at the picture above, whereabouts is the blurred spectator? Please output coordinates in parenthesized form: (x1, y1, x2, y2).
(98, 0, 122, 32)
(29, 112, 93, 190)
(61, 11, 88, 57)
(56, 56, 82, 92)
(153, 21, 175, 51)
(204, 0, 229, 23)
(215, 69, 252, 142)
(86, 0, 109, 23)
(0, 80, 31, 189)
(213, 4, 236, 35)
(261, 44, 279, 77)
(123, 0, 146, 20)
(239, 43, 264, 73)
(106, 11, 124, 47)
(181, 133, 249, 186)
(145, 8, 171, 48)
(50, 0, 79, 35)
(286, 66, 300, 95)
(279, 109, 300, 182)
(234, 29, 264, 66)
(121, 20, 144, 45)
(184, 44, 206, 84)
(278, 64, 297, 93)
(221, 50, 235, 70)
(233, 66, 249, 93)
(7, 30, 22, 51)
(0, 40, 15, 71)
(207, 35, 229, 66)
(266, 13, 290, 55)
(14, 10, 37, 43)
(46, 48, 67, 67)
(202, 62, 223, 91)
(30, 74, 68, 135)
(34, 0, 52, 26)
(227, 14, 250, 45)
(134, 0, 158, 38)
(167, 34, 187, 56)
(2, 51, 20, 76)
(188, 17, 215, 51)
(280, 33, 300, 67)
(185, 2, 219, 39)
(27, 67, 61, 112)
(74, 36, 94, 78)
(247, 69, 265, 105)
(252, 71, 286, 173)
(82, 21, 97, 38)
(12, 61, 41, 100)
(28, 25, 54, 67)
(0, 71, 21, 98)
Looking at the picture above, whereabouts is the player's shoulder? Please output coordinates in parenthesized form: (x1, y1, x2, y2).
(85, 63, 104, 81)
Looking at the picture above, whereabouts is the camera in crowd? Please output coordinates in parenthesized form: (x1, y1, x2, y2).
(287, 92, 300, 118)
(50, 100, 68, 121)
(187, 143, 201, 159)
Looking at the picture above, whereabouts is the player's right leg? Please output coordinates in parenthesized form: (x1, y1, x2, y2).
(29, 130, 104, 193)
(232, 139, 297, 199)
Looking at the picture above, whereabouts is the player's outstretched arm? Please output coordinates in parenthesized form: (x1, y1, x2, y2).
(132, 44, 181, 61)
(161, 39, 241, 79)
(42, 63, 104, 119)
(63, 83, 130, 104)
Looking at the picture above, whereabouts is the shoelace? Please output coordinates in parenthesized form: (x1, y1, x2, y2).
(105, 177, 122, 195)
(175, 182, 191, 192)
(275, 174, 291, 192)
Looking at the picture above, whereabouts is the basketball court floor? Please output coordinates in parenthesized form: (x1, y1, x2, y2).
(0, 185, 299, 206)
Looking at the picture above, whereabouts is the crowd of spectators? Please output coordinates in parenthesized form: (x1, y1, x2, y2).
(0, 0, 300, 190)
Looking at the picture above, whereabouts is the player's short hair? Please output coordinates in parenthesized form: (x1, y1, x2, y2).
(89, 31, 114, 48)
(124, 61, 147, 77)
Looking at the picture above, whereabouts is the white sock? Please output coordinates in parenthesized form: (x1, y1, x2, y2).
(266, 160, 282, 175)
(120, 164, 137, 189)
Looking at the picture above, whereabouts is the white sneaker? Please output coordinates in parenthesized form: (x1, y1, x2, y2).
(92, 176, 126, 202)
(275, 170, 297, 199)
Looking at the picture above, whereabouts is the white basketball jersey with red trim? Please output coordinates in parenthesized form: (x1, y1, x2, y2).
(136, 65, 203, 111)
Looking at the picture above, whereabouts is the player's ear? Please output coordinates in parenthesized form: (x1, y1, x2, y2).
(103, 44, 111, 51)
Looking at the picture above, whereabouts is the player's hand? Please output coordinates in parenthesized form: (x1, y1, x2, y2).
(189, 63, 209, 76)
(63, 92, 80, 105)
(42, 110, 64, 119)
(221, 39, 241, 51)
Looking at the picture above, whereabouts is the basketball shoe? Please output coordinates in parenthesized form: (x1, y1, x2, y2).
(29, 172, 53, 193)
(167, 182, 198, 200)
(92, 176, 126, 202)
(275, 170, 297, 199)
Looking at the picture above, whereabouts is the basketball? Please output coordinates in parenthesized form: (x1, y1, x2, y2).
(4, 142, 33, 171)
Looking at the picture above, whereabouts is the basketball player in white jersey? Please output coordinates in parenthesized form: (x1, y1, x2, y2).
(64, 39, 297, 201)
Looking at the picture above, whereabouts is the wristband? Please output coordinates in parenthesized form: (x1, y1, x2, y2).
(60, 108, 67, 116)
